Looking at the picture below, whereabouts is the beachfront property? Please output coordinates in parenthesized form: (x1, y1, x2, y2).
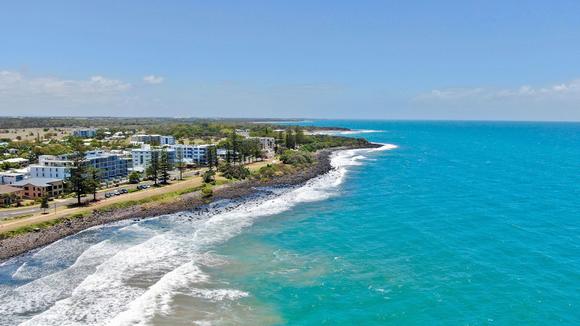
(29, 151, 130, 182)
(131, 144, 176, 172)
(130, 134, 175, 146)
(12, 178, 65, 199)
(170, 144, 212, 165)
(28, 156, 73, 180)
(0, 171, 26, 185)
(73, 128, 97, 138)
(0, 185, 23, 206)
(84, 150, 131, 181)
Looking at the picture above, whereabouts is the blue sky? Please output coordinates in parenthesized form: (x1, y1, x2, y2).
(1, 1, 580, 121)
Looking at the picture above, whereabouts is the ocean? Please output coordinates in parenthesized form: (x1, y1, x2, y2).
(0, 120, 579, 325)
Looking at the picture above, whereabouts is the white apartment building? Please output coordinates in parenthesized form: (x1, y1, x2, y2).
(170, 144, 212, 165)
(29, 155, 73, 180)
(29, 151, 129, 181)
(131, 145, 176, 172)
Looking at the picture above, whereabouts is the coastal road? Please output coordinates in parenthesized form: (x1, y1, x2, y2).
(0, 181, 155, 220)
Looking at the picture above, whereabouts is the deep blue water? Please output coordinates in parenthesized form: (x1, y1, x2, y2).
(0, 121, 578, 325)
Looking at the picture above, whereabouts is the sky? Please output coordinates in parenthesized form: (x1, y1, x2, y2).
(1, 0, 580, 121)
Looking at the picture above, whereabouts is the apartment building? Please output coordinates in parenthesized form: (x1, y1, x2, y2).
(170, 144, 212, 165)
(29, 151, 129, 181)
(131, 145, 175, 172)
(130, 134, 175, 146)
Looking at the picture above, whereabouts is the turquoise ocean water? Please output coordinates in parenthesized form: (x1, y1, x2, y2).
(0, 121, 579, 325)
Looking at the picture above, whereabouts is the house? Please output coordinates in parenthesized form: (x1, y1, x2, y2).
(130, 134, 175, 145)
(0, 171, 26, 185)
(12, 178, 65, 199)
(0, 157, 29, 167)
(73, 128, 97, 138)
(131, 145, 175, 172)
(0, 185, 23, 206)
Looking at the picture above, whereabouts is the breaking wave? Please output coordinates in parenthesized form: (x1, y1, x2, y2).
(0, 145, 397, 325)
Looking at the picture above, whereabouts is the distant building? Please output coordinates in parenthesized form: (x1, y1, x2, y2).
(130, 134, 175, 145)
(0, 185, 23, 206)
(73, 128, 97, 138)
(235, 129, 251, 138)
(131, 145, 175, 172)
(248, 137, 276, 152)
(0, 172, 26, 185)
(12, 178, 65, 199)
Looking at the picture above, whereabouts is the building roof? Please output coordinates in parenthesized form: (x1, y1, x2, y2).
(12, 178, 63, 187)
(0, 157, 29, 164)
(0, 185, 22, 195)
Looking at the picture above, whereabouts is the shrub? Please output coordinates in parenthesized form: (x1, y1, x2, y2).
(201, 185, 213, 198)
(280, 150, 314, 166)
(219, 163, 251, 180)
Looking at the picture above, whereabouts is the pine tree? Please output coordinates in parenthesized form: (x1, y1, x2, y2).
(40, 195, 49, 214)
(159, 149, 172, 184)
(66, 138, 88, 206)
(86, 166, 101, 201)
(295, 127, 306, 145)
(147, 150, 160, 185)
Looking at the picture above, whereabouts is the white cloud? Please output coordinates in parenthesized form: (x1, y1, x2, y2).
(143, 75, 164, 84)
(416, 79, 580, 102)
(0, 70, 131, 98)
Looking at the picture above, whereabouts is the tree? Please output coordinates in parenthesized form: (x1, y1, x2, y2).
(207, 146, 217, 170)
(86, 166, 101, 201)
(146, 150, 160, 185)
(159, 149, 173, 184)
(295, 127, 306, 145)
(285, 129, 296, 149)
(66, 138, 88, 206)
(202, 169, 215, 184)
(40, 196, 49, 214)
(175, 147, 185, 180)
(128, 171, 141, 184)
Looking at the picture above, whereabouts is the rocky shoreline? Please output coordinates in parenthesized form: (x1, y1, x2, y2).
(0, 144, 380, 262)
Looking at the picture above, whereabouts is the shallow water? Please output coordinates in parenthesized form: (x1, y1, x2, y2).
(1, 121, 579, 325)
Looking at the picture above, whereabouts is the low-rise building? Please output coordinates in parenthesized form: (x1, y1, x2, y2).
(0, 172, 26, 185)
(12, 178, 64, 199)
(0, 157, 29, 168)
(73, 128, 97, 138)
(0, 185, 23, 206)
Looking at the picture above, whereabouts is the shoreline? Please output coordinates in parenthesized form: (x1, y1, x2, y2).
(0, 143, 381, 262)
